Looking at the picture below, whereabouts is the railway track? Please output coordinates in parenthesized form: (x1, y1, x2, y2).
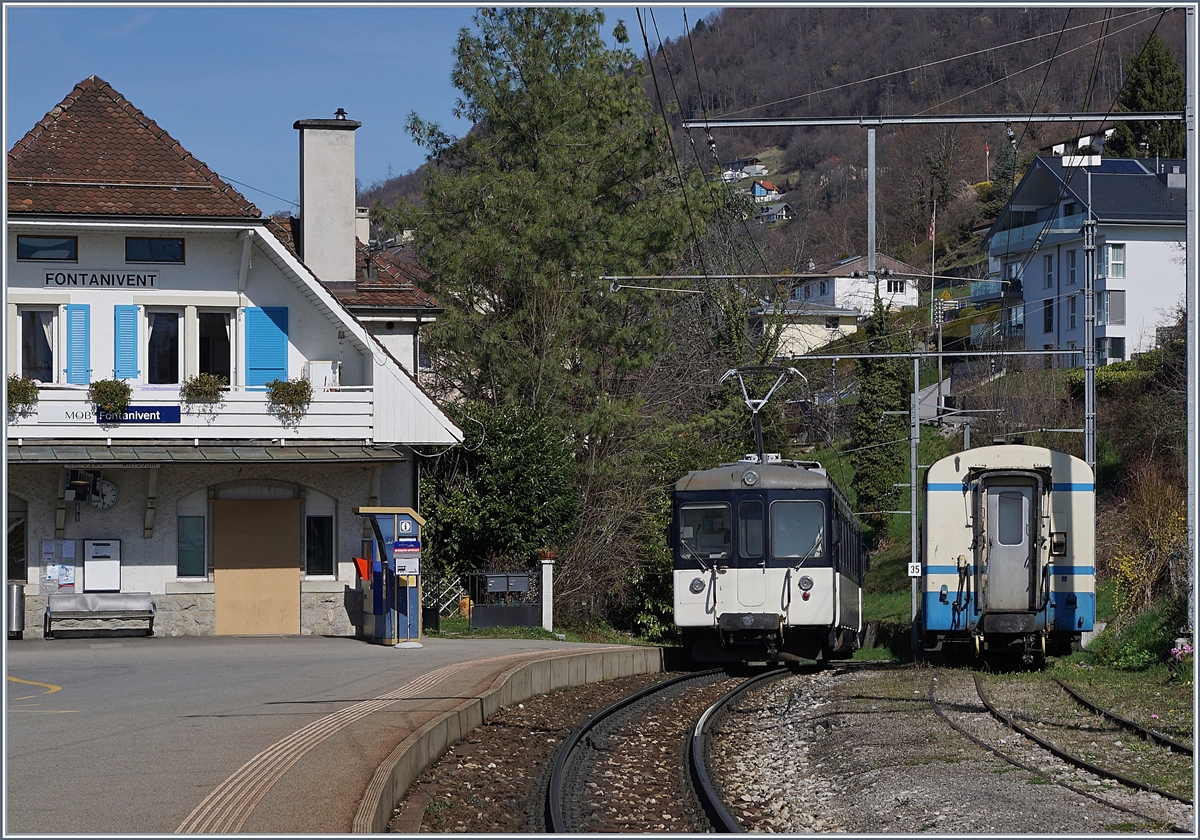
(544, 667, 789, 833)
(929, 672, 1194, 833)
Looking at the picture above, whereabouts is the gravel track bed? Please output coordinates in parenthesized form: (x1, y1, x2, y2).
(566, 671, 739, 832)
(387, 671, 678, 833)
(710, 665, 1194, 833)
(979, 673, 1194, 801)
(388, 662, 1193, 834)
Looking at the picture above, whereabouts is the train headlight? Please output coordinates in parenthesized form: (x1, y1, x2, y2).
(798, 575, 814, 591)
(688, 577, 706, 594)
(742, 470, 759, 486)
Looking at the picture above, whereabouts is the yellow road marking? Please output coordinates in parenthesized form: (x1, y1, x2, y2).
(7, 676, 62, 695)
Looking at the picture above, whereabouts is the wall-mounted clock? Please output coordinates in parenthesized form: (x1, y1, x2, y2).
(90, 479, 118, 511)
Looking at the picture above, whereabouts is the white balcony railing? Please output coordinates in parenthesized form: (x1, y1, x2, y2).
(7, 385, 375, 441)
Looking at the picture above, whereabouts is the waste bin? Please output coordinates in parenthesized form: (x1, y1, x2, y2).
(7, 583, 26, 640)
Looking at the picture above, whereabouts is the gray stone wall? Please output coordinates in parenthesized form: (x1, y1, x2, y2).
(155, 593, 216, 636)
(301, 586, 362, 637)
(21, 589, 365, 638)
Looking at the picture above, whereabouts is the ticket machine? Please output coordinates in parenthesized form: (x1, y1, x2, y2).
(353, 507, 423, 646)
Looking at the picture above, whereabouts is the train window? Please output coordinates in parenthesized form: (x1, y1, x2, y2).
(770, 500, 824, 558)
(738, 501, 764, 559)
(679, 504, 731, 560)
(997, 492, 1026, 545)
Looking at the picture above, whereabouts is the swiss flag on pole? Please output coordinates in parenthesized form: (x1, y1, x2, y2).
(986, 142, 990, 154)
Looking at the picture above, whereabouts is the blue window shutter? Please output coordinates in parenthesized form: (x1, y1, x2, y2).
(244, 307, 288, 387)
(113, 305, 140, 379)
(65, 304, 91, 385)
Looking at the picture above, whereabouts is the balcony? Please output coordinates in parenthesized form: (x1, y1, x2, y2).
(988, 212, 1087, 256)
(7, 384, 375, 441)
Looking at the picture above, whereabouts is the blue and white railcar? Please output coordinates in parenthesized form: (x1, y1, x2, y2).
(672, 458, 867, 664)
(922, 444, 1094, 659)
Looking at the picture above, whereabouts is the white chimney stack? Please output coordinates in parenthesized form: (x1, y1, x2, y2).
(294, 110, 361, 287)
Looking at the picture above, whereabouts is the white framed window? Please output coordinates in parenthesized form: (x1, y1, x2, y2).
(1067, 250, 1077, 285)
(886, 279, 906, 294)
(819, 281, 828, 296)
(1107, 243, 1125, 279)
(197, 309, 234, 382)
(304, 488, 336, 577)
(1043, 255, 1054, 289)
(176, 488, 208, 578)
(145, 308, 183, 384)
(18, 308, 56, 383)
(8, 494, 28, 583)
(1068, 295, 1077, 330)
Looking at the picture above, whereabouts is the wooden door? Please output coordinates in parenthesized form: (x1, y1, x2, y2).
(213, 499, 301, 635)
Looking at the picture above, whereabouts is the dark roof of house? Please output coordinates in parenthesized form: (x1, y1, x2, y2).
(1036, 156, 1186, 224)
(7, 76, 260, 218)
(267, 216, 439, 310)
(986, 156, 1186, 245)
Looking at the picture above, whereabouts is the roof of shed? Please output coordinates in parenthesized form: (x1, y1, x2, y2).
(8, 76, 261, 218)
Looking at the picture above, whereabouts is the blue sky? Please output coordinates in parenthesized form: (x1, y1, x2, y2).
(4, 4, 717, 216)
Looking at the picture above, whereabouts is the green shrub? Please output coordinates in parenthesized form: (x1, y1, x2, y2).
(265, 378, 313, 423)
(1092, 600, 1187, 671)
(87, 378, 132, 414)
(7, 374, 39, 414)
(180, 372, 228, 404)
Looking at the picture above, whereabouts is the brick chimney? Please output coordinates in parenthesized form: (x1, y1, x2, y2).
(294, 109, 361, 289)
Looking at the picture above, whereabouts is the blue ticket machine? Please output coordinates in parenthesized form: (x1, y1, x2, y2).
(353, 507, 424, 646)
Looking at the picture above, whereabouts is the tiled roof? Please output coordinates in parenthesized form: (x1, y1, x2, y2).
(266, 216, 438, 309)
(810, 254, 924, 276)
(8, 76, 260, 218)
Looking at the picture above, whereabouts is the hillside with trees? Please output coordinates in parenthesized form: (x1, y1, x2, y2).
(368, 7, 1190, 661)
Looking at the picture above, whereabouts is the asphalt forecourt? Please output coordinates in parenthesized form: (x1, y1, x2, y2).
(4, 635, 663, 834)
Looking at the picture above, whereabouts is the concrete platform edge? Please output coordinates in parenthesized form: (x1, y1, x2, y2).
(351, 645, 665, 833)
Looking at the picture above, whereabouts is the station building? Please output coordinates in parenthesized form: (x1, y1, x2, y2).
(6, 76, 462, 636)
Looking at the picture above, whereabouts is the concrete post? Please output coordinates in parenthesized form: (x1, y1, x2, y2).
(540, 555, 555, 632)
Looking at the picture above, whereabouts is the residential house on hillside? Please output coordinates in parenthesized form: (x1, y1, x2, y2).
(750, 180, 781, 202)
(758, 202, 793, 224)
(719, 156, 768, 182)
(790, 253, 923, 315)
(6, 76, 462, 637)
(979, 155, 1186, 363)
(750, 299, 859, 358)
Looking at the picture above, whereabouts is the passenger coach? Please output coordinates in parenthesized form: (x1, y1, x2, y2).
(922, 444, 1095, 660)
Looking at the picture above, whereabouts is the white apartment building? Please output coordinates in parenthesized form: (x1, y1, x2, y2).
(980, 155, 1186, 363)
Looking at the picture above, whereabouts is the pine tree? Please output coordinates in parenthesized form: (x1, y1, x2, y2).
(380, 8, 697, 427)
(848, 290, 914, 548)
(1105, 32, 1185, 158)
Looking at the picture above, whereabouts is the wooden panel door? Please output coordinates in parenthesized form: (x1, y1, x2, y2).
(213, 499, 301, 635)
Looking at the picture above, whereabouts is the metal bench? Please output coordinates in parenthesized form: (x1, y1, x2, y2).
(44, 592, 156, 639)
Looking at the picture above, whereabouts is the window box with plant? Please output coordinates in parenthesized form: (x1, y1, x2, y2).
(7, 374, 40, 416)
(179, 373, 228, 406)
(87, 378, 133, 415)
(266, 378, 313, 424)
